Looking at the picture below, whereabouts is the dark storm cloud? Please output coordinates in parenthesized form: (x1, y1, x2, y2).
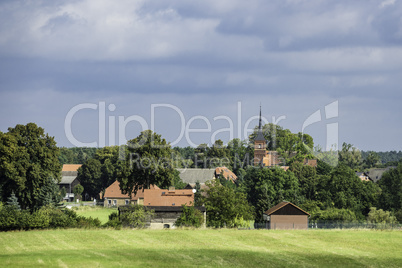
(0, 0, 401, 150)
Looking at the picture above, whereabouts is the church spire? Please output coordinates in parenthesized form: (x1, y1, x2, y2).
(255, 105, 266, 142)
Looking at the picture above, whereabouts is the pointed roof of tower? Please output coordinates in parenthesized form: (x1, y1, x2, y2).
(255, 105, 266, 142)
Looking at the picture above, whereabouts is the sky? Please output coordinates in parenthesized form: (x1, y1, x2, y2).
(0, 0, 401, 151)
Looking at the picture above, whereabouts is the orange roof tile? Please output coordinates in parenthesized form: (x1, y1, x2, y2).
(103, 180, 160, 200)
(143, 189, 194, 207)
(62, 164, 82, 172)
(215, 166, 237, 183)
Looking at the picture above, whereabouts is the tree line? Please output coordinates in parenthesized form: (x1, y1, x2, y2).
(1, 123, 401, 230)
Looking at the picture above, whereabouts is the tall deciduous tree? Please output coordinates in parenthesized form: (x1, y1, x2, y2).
(203, 180, 254, 228)
(377, 162, 402, 212)
(339, 142, 362, 170)
(77, 146, 122, 199)
(117, 130, 176, 195)
(0, 123, 61, 210)
(242, 166, 301, 221)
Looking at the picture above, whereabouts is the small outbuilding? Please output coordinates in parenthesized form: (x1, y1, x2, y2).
(263, 202, 310, 230)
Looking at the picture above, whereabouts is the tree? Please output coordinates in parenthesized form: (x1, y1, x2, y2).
(227, 138, 252, 173)
(0, 123, 61, 210)
(77, 146, 121, 199)
(194, 181, 202, 206)
(289, 161, 318, 200)
(77, 158, 102, 199)
(6, 192, 21, 211)
(377, 163, 402, 212)
(242, 166, 301, 221)
(364, 151, 381, 168)
(316, 165, 380, 218)
(117, 130, 176, 195)
(338, 143, 362, 170)
(175, 205, 204, 228)
(73, 184, 84, 200)
(203, 180, 253, 228)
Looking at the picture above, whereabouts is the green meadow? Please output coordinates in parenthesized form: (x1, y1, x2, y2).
(73, 206, 117, 224)
(0, 229, 401, 267)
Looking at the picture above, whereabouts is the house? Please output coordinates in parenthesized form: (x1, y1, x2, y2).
(178, 167, 237, 190)
(177, 168, 216, 185)
(215, 167, 237, 183)
(103, 180, 160, 207)
(108, 181, 202, 229)
(356, 172, 372, 182)
(366, 167, 396, 183)
(263, 202, 310, 230)
(59, 164, 81, 201)
(177, 168, 216, 190)
(303, 159, 318, 168)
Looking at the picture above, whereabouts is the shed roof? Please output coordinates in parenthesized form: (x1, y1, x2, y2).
(264, 202, 310, 216)
(177, 168, 216, 184)
(62, 164, 82, 172)
(60, 176, 79, 185)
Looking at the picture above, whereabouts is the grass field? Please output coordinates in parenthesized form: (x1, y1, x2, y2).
(0, 229, 401, 267)
(73, 206, 117, 224)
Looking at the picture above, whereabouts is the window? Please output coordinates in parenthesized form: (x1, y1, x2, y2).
(113, 200, 117, 205)
(125, 199, 129, 205)
(164, 224, 170, 229)
(259, 144, 261, 148)
(108, 199, 111, 205)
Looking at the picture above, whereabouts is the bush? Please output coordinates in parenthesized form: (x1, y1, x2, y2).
(103, 212, 122, 229)
(0, 206, 23, 231)
(311, 208, 357, 223)
(0, 205, 101, 231)
(367, 207, 397, 224)
(119, 205, 154, 228)
(175, 205, 204, 228)
(76, 216, 101, 228)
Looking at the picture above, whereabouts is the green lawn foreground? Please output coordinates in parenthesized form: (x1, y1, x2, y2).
(0, 229, 401, 267)
(72, 206, 117, 224)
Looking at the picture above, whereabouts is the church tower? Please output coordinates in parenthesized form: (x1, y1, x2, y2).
(254, 106, 268, 166)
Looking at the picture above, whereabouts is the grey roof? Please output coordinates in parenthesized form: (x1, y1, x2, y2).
(62, 171, 78, 176)
(60, 176, 79, 185)
(177, 169, 216, 184)
(255, 129, 266, 142)
(366, 167, 396, 183)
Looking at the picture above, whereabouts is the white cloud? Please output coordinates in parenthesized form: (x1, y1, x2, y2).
(380, 0, 396, 8)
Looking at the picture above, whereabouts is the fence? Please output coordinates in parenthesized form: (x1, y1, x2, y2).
(253, 221, 401, 230)
(309, 221, 402, 230)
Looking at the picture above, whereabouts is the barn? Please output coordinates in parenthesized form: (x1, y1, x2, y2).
(263, 202, 310, 230)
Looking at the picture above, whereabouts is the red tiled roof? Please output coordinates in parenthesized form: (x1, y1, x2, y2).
(143, 189, 194, 207)
(62, 164, 82, 172)
(264, 201, 310, 216)
(103, 180, 160, 200)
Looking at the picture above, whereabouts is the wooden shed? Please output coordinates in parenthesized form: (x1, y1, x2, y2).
(263, 202, 310, 230)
